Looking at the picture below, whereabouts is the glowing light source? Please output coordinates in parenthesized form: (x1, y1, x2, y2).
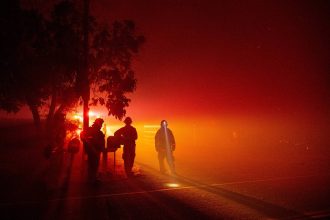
(165, 183, 180, 188)
(71, 111, 103, 130)
(88, 111, 95, 117)
(88, 111, 101, 119)
(73, 115, 83, 122)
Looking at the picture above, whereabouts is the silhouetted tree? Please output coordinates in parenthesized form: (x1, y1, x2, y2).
(90, 20, 145, 119)
(0, 0, 50, 130)
(44, 0, 84, 130)
(0, 0, 144, 131)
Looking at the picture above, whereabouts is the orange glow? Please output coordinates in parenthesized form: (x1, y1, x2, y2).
(165, 183, 180, 188)
(104, 125, 122, 137)
(143, 125, 159, 128)
(70, 110, 104, 129)
(73, 115, 83, 122)
(76, 128, 82, 136)
(88, 111, 100, 118)
(131, 115, 330, 183)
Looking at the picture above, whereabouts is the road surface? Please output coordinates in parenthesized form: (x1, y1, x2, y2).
(0, 122, 329, 219)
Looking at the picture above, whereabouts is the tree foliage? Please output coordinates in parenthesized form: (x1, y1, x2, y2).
(0, 0, 145, 129)
(91, 20, 145, 119)
(0, 0, 50, 128)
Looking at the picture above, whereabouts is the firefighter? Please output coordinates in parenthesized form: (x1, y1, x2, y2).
(155, 120, 176, 175)
(80, 118, 105, 183)
(114, 117, 138, 177)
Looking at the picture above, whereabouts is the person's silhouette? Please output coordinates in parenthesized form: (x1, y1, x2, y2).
(114, 117, 138, 177)
(155, 120, 176, 175)
(80, 118, 105, 184)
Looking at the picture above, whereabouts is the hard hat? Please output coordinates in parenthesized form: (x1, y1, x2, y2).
(160, 120, 168, 127)
(93, 118, 104, 126)
(124, 117, 132, 124)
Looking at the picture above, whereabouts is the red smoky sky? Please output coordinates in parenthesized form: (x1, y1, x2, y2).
(91, 0, 330, 121)
(3, 0, 330, 123)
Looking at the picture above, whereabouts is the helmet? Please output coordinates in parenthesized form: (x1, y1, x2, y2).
(93, 118, 104, 126)
(124, 117, 132, 124)
(160, 120, 168, 127)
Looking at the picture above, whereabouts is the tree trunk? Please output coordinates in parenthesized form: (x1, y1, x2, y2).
(82, 0, 90, 131)
(27, 101, 41, 132)
(46, 87, 57, 131)
(54, 103, 65, 116)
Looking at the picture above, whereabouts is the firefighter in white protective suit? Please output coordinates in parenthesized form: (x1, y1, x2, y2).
(155, 120, 176, 175)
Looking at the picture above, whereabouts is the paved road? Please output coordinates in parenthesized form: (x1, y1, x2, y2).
(0, 122, 329, 219)
(1, 149, 329, 220)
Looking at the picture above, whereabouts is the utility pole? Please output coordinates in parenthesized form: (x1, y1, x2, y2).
(82, 0, 90, 131)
